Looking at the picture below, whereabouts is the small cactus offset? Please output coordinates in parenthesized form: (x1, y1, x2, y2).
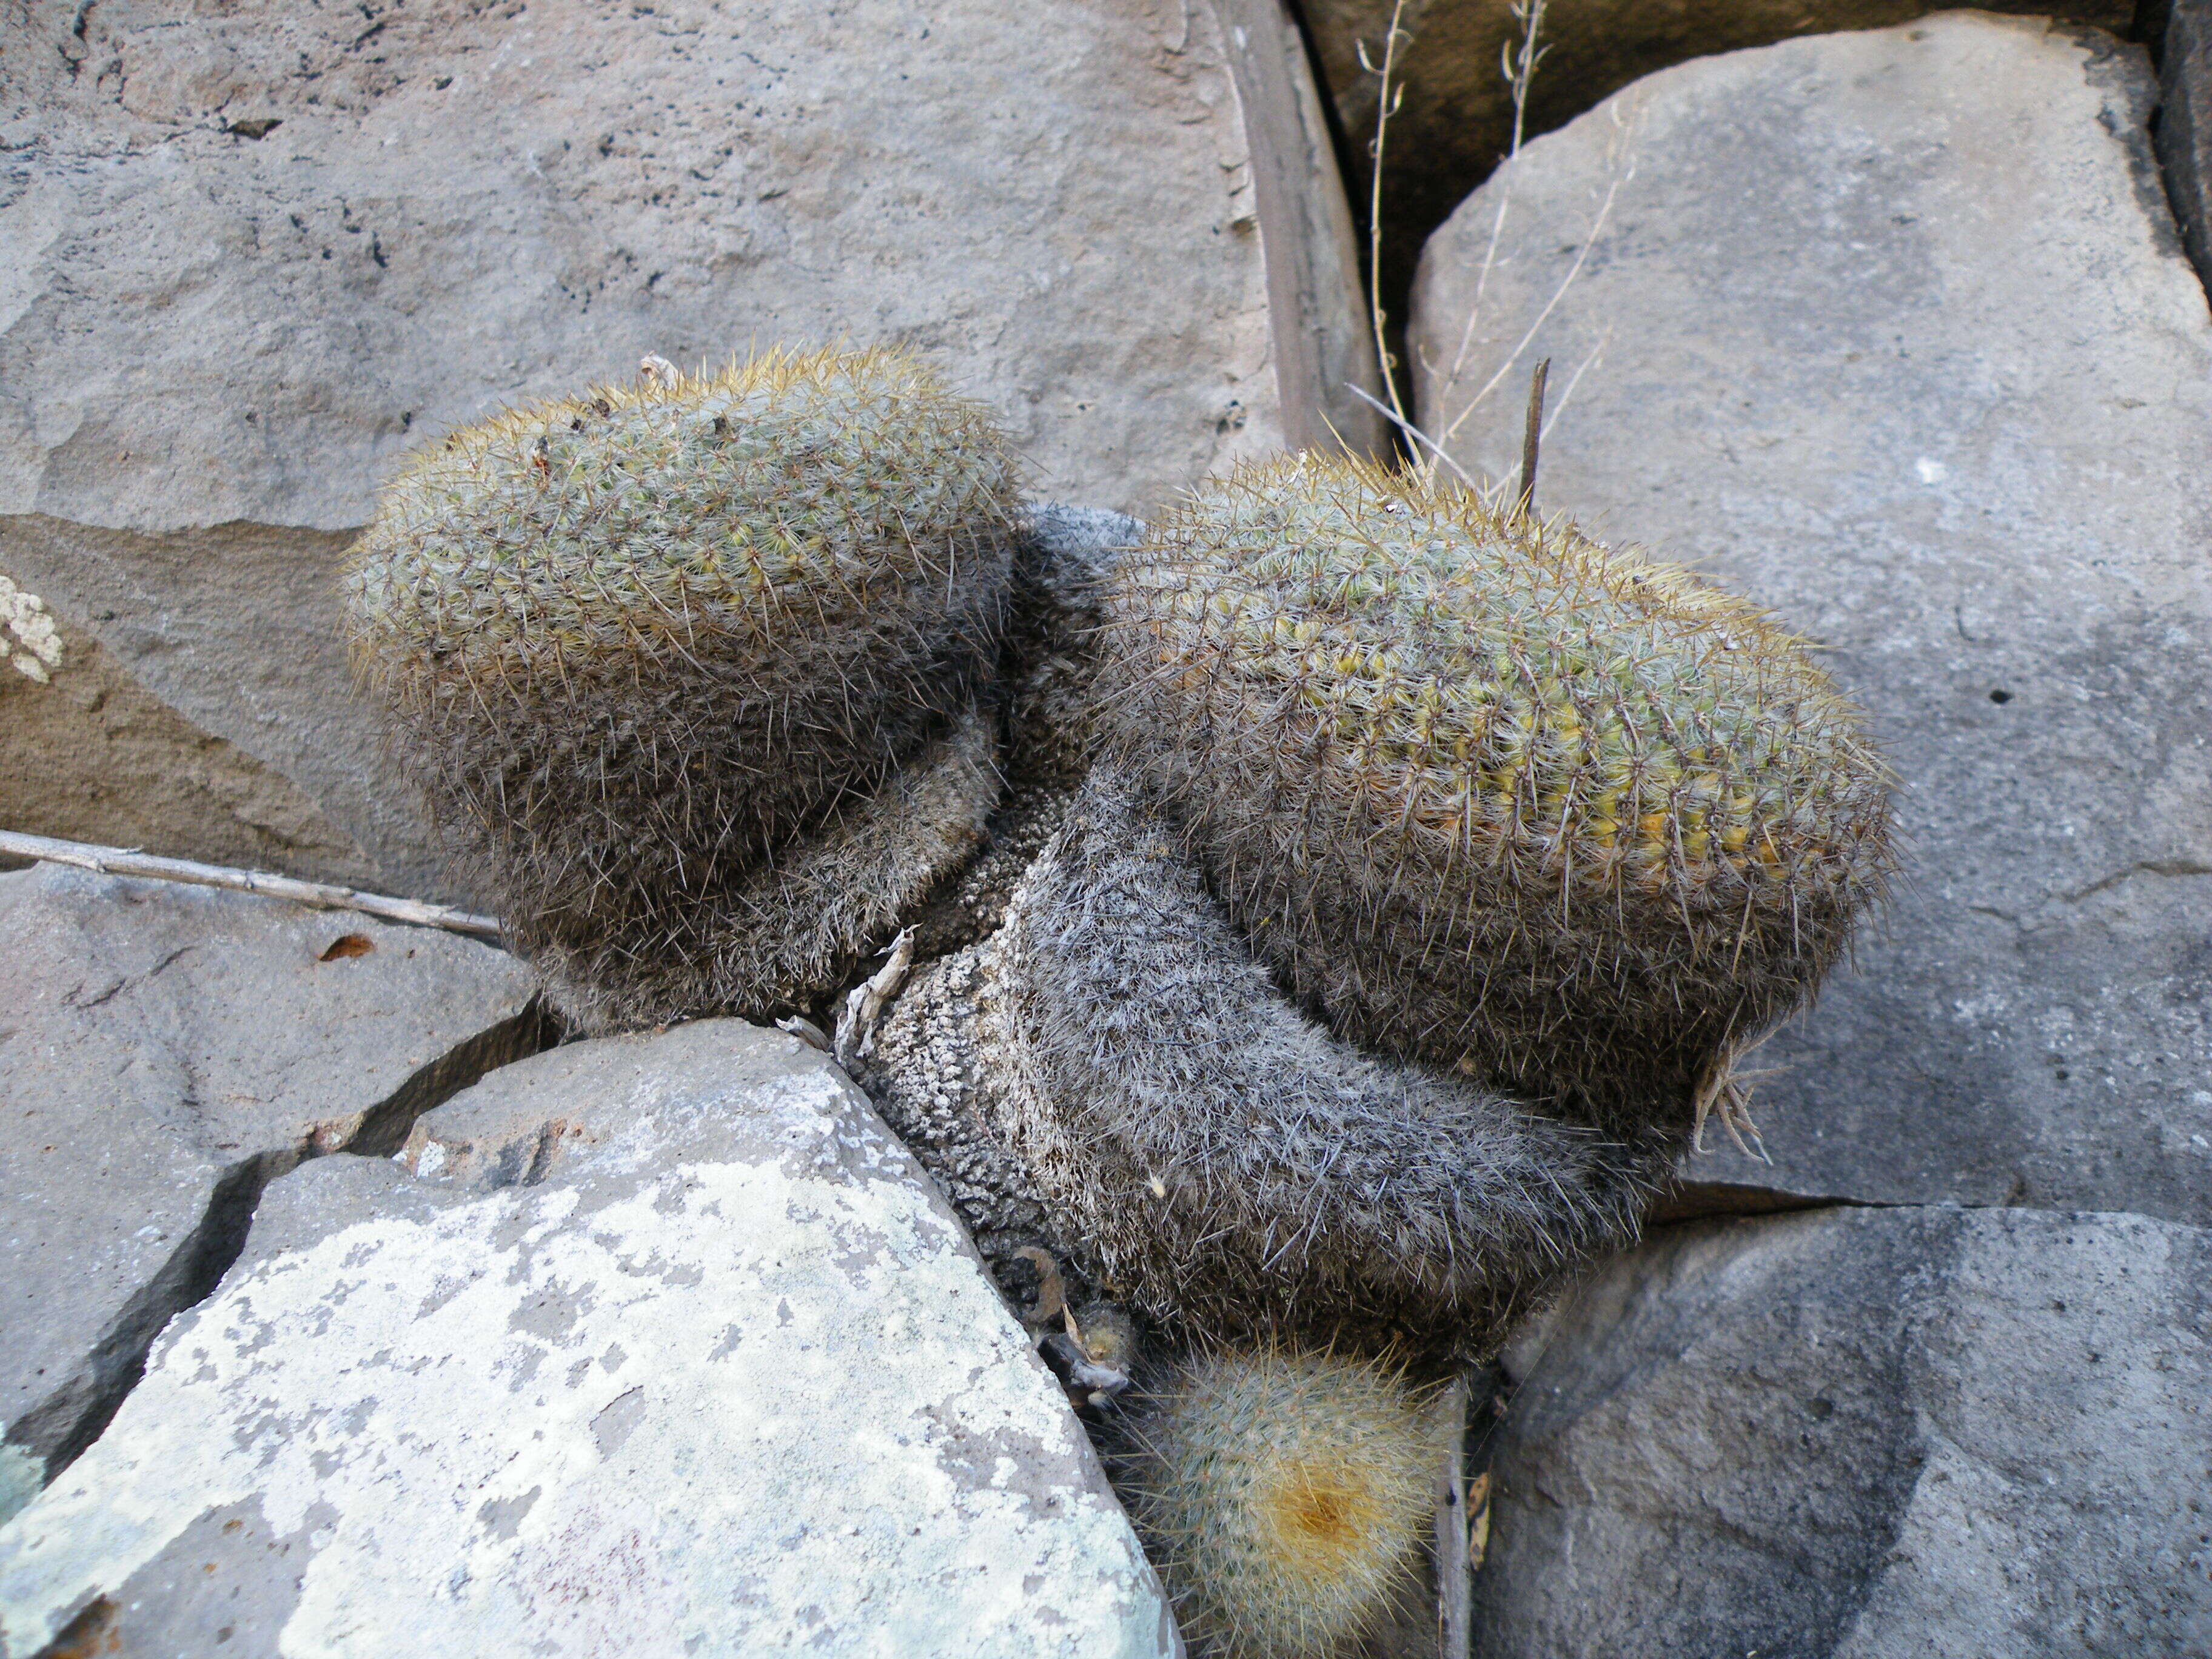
(1098, 453, 1894, 1136)
(344, 346, 1025, 1030)
(1113, 1346, 1439, 1659)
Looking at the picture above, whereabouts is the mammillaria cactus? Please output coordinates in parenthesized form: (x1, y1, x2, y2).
(1112, 1346, 1438, 1659)
(344, 346, 1025, 1031)
(1096, 454, 1895, 1139)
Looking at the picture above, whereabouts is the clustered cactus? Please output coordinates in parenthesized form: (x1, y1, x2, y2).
(344, 347, 1024, 1031)
(349, 348, 1895, 1658)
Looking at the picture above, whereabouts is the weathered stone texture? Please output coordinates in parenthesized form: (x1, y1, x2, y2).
(1, 0, 1373, 896)
(0, 1022, 1176, 1659)
(2157, 0, 2212, 280)
(1305, 0, 2134, 321)
(1410, 15, 2212, 1222)
(0, 590, 379, 885)
(1476, 1205, 2212, 1657)
(0, 862, 543, 1510)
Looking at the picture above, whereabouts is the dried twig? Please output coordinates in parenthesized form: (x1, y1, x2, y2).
(0, 828, 504, 942)
(1429, 0, 1550, 440)
(834, 925, 916, 1068)
(1433, 1375, 1472, 1659)
(776, 1014, 834, 1054)
(1516, 357, 1550, 520)
(1344, 383, 1480, 491)
(1357, 0, 1415, 434)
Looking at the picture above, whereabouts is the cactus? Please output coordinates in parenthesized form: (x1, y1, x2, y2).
(971, 766, 1660, 1358)
(1113, 1346, 1438, 1659)
(1097, 454, 1894, 1136)
(344, 346, 1024, 1030)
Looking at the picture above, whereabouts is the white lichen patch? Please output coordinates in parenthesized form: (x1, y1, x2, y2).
(0, 1127, 1170, 1656)
(0, 574, 62, 684)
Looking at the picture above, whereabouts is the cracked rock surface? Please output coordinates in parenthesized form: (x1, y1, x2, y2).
(0, 862, 545, 1520)
(1411, 14, 2212, 1224)
(0, 1021, 1176, 1659)
(1478, 1205, 2212, 1657)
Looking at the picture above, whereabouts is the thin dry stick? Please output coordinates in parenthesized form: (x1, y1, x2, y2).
(1516, 357, 1550, 520)
(1343, 382, 1481, 491)
(0, 828, 504, 942)
(1357, 0, 1414, 432)
(1433, 1374, 1473, 1659)
(1435, 164, 1627, 455)
(1431, 0, 1551, 430)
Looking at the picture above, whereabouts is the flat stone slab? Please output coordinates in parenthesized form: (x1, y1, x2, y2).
(0, 1021, 1176, 1659)
(0, 862, 543, 1510)
(1410, 14, 2212, 1224)
(1478, 1204, 2212, 1657)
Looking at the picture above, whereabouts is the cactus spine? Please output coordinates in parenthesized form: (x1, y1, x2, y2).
(1098, 454, 1893, 1134)
(344, 346, 1024, 1030)
(1114, 1346, 1438, 1659)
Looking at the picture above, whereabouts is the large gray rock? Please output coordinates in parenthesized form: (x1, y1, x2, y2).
(0, 591, 381, 885)
(0, 862, 544, 1511)
(1475, 1205, 2212, 1657)
(2158, 0, 2212, 279)
(0, 0, 1379, 899)
(1303, 0, 2130, 329)
(1409, 14, 2212, 1224)
(0, 1022, 1178, 1659)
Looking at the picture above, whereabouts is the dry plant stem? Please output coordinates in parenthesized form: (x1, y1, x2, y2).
(1359, 0, 1415, 432)
(1433, 1375, 1472, 1659)
(1434, 167, 1624, 456)
(1427, 0, 1549, 457)
(1516, 357, 1550, 520)
(1418, 1, 1627, 481)
(835, 925, 916, 1068)
(0, 828, 504, 942)
(1344, 381, 1480, 491)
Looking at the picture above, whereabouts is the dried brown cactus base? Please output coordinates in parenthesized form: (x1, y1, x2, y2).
(542, 705, 1002, 1035)
(866, 766, 1686, 1364)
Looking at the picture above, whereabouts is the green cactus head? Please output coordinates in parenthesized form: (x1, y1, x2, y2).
(1113, 1346, 1437, 1659)
(344, 345, 1024, 1025)
(1098, 452, 1893, 1133)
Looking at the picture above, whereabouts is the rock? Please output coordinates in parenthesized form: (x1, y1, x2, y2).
(0, 1022, 1178, 1659)
(1213, 0, 1390, 456)
(0, 0, 1379, 899)
(1473, 1205, 2212, 1656)
(0, 588, 381, 885)
(1304, 0, 2133, 330)
(1409, 15, 2212, 1224)
(0, 862, 545, 1514)
(2157, 0, 2212, 279)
